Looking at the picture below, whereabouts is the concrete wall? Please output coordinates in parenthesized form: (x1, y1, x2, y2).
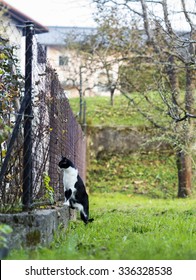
(0, 206, 74, 250)
(88, 125, 171, 158)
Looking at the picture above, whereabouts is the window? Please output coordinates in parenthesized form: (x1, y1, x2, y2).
(59, 56, 69, 66)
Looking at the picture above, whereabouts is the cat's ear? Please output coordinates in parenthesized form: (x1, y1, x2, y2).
(62, 156, 68, 163)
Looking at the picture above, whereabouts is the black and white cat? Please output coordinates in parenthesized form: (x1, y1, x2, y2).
(58, 157, 93, 224)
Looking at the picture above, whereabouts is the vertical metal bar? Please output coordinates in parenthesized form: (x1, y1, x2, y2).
(79, 65, 83, 123)
(23, 21, 34, 210)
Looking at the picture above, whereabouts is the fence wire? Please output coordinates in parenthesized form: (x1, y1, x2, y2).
(0, 19, 86, 212)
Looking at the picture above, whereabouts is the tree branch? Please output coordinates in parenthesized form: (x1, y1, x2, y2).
(173, 112, 196, 123)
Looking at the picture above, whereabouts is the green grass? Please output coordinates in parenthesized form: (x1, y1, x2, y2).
(8, 194, 196, 260)
(69, 94, 170, 127)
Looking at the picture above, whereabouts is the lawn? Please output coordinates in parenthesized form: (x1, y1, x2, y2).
(8, 193, 196, 260)
(69, 94, 170, 127)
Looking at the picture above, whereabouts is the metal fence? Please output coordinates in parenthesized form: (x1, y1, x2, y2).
(0, 21, 86, 212)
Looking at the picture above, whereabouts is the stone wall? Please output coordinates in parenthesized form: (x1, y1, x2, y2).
(87, 125, 170, 158)
(0, 205, 73, 251)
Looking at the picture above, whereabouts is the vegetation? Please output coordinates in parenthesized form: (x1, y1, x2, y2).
(43, 173, 55, 204)
(66, 0, 194, 197)
(0, 32, 23, 161)
(70, 95, 196, 197)
(6, 91, 196, 260)
(69, 94, 170, 127)
(5, 92, 196, 260)
(70, 95, 143, 126)
(87, 152, 177, 199)
(8, 194, 196, 260)
(0, 224, 12, 250)
(6, 147, 196, 261)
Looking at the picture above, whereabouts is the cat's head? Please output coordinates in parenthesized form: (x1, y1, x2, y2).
(58, 156, 74, 169)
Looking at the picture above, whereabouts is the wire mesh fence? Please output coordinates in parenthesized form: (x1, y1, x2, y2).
(0, 19, 86, 212)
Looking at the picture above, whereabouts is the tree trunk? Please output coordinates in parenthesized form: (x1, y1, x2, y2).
(176, 64, 195, 197)
(110, 87, 115, 106)
(176, 150, 192, 197)
(165, 55, 191, 198)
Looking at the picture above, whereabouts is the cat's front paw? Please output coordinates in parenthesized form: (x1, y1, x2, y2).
(63, 201, 70, 206)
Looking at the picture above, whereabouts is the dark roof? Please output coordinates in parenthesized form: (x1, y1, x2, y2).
(0, 0, 48, 34)
(37, 26, 96, 46)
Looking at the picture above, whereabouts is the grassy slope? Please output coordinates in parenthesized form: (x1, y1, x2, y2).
(69, 94, 170, 127)
(87, 153, 177, 199)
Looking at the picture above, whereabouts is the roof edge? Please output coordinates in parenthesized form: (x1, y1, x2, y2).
(0, 0, 48, 34)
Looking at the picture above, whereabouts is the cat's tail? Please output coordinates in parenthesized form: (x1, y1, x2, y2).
(80, 211, 94, 224)
(80, 195, 94, 224)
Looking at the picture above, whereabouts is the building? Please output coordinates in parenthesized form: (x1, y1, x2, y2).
(0, 1, 120, 98)
(37, 26, 121, 98)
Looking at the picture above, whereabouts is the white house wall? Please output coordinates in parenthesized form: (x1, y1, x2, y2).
(46, 45, 121, 98)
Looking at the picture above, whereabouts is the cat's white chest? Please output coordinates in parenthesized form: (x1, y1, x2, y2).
(63, 166, 78, 191)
